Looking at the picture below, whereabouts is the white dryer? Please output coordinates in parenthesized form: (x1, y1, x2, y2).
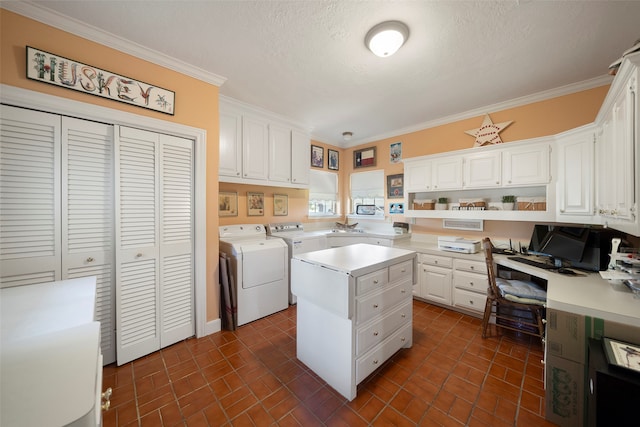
(219, 224, 288, 326)
(267, 222, 327, 304)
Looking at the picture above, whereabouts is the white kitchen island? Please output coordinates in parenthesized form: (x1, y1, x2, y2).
(291, 243, 416, 400)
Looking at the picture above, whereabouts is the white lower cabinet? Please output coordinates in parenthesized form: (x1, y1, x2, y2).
(452, 258, 488, 314)
(417, 253, 453, 305)
(414, 251, 488, 316)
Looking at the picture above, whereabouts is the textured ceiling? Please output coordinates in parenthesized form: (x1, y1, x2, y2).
(12, 1, 640, 146)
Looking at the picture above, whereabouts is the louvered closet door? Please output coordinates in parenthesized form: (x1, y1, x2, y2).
(115, 126, 194, 365)
(0, 105, 61, 287)
(62, 117, 116, 364)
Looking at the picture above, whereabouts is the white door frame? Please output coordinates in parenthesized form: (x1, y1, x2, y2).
(1, 84, 209, 339)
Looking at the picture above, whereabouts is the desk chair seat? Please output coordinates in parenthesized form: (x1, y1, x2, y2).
(481, 237, 546, 342)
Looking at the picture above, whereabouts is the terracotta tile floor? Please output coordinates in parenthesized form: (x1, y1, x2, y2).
(102, 300, 558, 426)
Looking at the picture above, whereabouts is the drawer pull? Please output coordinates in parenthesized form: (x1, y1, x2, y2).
(373, 279, 379, 284)
(469, 281, 474, 286)
(401, 268, 406, 272)
(401, 313, 406, 318)
(434, 260, 438, 264)
(373, 359, 379, 365)
(86, 257, 94, 263)
(136, 253, 143, 258)
(470, 266, 475, 270)
(373, 304, 379, 309)
(469, 300, 474, 305)
(401, 337, 406, 342)
(373, 331, 379, 336)
(401, 289, 406, 294)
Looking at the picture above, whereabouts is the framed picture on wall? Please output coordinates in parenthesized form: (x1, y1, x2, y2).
(354, 146, 376, 168)
(387, 174, 404, 199)
(328, 149, 339, 170)
(274, 194, 288, 216)
(247, 192, 264, 216)
(218, 191, 238, 217)
(311, 145, 324, 168)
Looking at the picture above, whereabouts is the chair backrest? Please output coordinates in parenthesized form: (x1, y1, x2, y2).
(482, 237, 501, 298)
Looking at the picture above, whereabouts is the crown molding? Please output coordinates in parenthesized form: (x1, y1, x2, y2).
(333, 75, 613, 148)
(2, 1, 227, 87)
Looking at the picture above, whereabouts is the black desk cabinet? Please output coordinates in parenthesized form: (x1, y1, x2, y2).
(587, 338, 640, 426)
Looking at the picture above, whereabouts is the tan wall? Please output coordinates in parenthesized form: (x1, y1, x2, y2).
(0, 10, 221, 321)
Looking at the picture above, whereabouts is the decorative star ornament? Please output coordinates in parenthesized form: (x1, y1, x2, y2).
(465, 114, 513, 147)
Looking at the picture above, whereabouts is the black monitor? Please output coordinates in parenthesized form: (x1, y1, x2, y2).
(528, 225, 589, 263)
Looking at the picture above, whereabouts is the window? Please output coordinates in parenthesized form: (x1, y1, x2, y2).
(350, 170, 384, 217)
(308, 170, 339, 216)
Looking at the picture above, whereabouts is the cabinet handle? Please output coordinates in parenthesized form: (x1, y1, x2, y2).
(373, 304, 379, 308)
(401, 313, 406, 318)
(434, 260, 438, 264)
(373, 359, 379, 365)
(469, 281, 474, 286)
(86, 257, 94, 263)
(236, 172, 240, 176)
(373, 279, 379, 284)
(102, 388, 112, 400)
(401, 337, 406, 342)
(470, 266, 474, 270)
(496, 181, 499, 184)
(373, 331, 379, 336)
(401, 289, 406, 293)
(136, 253, 143, 258)
(401, 269, 406, 272)
(469, 300, 474, 305)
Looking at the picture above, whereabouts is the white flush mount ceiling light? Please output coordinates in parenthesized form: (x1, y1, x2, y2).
(342, 131, 353, 141)
(365, 21, 409, 57)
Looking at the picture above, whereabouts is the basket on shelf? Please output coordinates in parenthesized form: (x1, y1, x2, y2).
(458, 198, 486, 210)
(517, 197, 546, 211)
(412, 199, 435, 210)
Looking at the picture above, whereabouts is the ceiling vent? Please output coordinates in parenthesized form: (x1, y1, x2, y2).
(442, 219, 484, 232)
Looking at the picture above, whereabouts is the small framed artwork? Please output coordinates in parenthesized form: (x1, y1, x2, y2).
(274, 194, 288, 216)
(328, 149, 339, 171)
(387, 174, 404, 198)
(218, 191, 238, 217)
(354, 146, 376, 168)
(389, 202, 404, 214)
(247, 192, 264, 216)
(390, 142, 402, 163)
(311, 145, 324, 168)
(602, 337, 640, 374)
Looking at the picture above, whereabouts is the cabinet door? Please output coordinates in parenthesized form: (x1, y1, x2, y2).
(596, 116, 615, 215)
(291, 129, 310, 185)
(611, 77, 636, 222)
(502, 142, 550, 186)
(420, 264, 452, 305)
(62, 117, 116, 364)
(242, 115, 269, 180)
(268, 123, 291, 183)
(0, 106, 61, 287)
(219, 110, 242, 178)
(463, 150, 501, 188)
(432, 156, 462, 190)
(404, 160, 431, 192)
(557, 130, 595, 217)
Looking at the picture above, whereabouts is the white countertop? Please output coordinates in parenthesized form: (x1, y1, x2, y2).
(293, 243, 416, 276)
(495, 256, 640, 328)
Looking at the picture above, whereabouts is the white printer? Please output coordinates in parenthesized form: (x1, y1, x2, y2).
(437, 236, 481, 254)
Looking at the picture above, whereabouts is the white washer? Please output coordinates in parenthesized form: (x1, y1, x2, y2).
(267, 222, 327, 304)
(219, 224, 288, 326)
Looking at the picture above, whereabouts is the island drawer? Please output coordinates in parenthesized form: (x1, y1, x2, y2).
(356, 268, 388, 295)
(389, 260, 413, 283)
(356, 322, 412, 383)
(356, 279, 412, 324)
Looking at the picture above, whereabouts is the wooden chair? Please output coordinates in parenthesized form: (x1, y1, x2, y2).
(481, 237, 546, 342)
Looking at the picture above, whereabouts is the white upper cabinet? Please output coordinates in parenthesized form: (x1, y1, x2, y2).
(219, 110, 242, 178)
(269, 123, 292, 183)
(291, 129, 310, 185)
(502, 142, 550, 186)
(595, 53, 639, 235)
(432, 156, 463, 190)
(242, 114, 269, 181)
(404, 159, 432, 192)
(463, 150, 501, 189)
(219, 97, 310, 188)
(556, 125, 596, 220)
